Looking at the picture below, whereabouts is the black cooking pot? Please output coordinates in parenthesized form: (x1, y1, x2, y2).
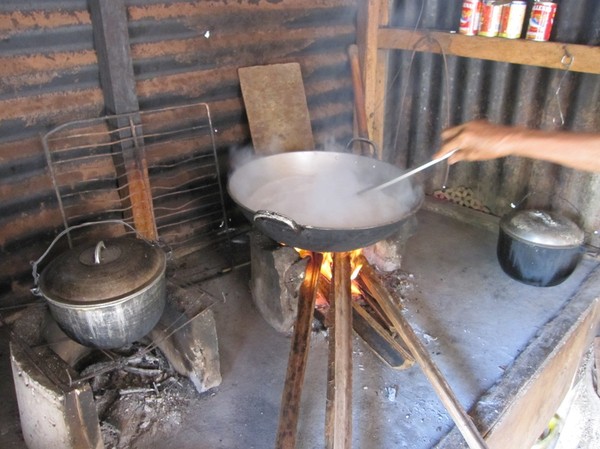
(497, 209, 585, 287)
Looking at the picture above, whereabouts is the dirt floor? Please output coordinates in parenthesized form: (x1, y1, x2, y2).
(1, 205, 599, 449)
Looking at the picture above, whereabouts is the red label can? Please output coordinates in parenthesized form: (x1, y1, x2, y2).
(499, 1, 527, 39)
(478, 1, 502, 37)
(459, 0, 482, 36)
(526, 1, 557, 41)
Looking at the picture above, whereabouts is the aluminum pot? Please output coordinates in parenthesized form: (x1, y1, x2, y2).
(497, 209, 585, 287)
(36, 236, 166, 349)
(227, 151, 424, 252)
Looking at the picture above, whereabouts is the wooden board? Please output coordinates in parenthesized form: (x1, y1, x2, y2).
(238, 63, 315, 155)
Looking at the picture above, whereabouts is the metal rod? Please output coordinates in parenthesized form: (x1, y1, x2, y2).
(356, 148, 459, 195)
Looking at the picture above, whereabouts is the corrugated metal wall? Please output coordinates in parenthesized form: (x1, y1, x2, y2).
(0, 0, 358, 300)
(384, 0, 600, 245)
(1, 0, 598, 301)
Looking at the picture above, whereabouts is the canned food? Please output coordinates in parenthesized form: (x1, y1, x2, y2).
(526, 1, 557, 41)
(459, 0, 482, 36)
(478, 1, 502, 37)
(499, 1, 527, 39)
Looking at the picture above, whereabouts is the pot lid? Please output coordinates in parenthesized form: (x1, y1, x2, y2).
(39, 237, 166, 305)
(500, 209, 584, 247)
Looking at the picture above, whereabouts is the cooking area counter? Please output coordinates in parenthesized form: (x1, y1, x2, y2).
(399, 204, 600, 448)
(160, 202, 600, 449)
(2, 202, 599, 449)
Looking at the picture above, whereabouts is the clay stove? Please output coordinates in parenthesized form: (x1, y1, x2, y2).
(8, 281, 221, 449)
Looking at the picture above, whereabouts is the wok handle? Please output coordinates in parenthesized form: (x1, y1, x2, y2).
(254, 210, 302, 233)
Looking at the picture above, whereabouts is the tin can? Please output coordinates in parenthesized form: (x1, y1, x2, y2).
(526, 1, 557, 41)
(459, 0, 482, 36)
(478, 1, 502, 37)
(499, 1, 527, 39)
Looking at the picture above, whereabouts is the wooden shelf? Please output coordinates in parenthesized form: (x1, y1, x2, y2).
(377, 28, 600, 75)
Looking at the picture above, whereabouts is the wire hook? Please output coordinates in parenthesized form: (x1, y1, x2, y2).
(560, 47, 574, 69)
(553, 47, 575, 127)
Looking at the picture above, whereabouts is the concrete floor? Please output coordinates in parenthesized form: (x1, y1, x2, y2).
(1, 205, 599, 449)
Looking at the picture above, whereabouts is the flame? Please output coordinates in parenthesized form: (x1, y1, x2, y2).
(294, 248, 364, 297)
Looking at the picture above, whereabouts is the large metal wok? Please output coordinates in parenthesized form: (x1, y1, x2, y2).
(228, 151, 424, 252)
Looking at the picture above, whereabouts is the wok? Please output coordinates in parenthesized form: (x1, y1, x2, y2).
(228, 151, 423, 252)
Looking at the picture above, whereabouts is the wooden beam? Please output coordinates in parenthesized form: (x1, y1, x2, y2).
(89, 0, 157, 240)
(594, 336, 600, 397)
(325, 253, 353, 449)
(357, 0, 392, 157)
(275, 253, 323, 449)
(483, 298, 600, 449)
(377, 29, 600, 75)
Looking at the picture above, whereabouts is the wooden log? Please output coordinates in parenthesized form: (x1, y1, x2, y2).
(275, 252, 323, 449)
(358, 255, 489, 449)
(316, 274, 414, 369)
(325, 253, 353, 449)
(352, 302, 414, 370)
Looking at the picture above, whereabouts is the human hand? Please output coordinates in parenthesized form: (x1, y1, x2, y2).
(434, 120, 520, 164)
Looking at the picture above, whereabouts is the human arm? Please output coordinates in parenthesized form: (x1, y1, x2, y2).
(433, 120, 600, 173)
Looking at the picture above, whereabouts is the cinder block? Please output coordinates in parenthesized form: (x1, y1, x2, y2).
(10, 340, 103, 449)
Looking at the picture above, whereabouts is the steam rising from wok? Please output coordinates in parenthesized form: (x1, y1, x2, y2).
(228, 150, 422, 230)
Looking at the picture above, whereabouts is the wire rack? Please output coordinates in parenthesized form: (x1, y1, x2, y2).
(42, 101, 231, 260)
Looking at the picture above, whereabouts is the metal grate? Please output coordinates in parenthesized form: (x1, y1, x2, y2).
(41, 101, 231, 258)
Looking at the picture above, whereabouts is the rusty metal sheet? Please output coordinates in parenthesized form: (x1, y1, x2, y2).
(239, 63, 315, 155)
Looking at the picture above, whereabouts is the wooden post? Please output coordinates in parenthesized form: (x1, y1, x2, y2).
(89, 0, 157, 240)
(275, 253, 323, 449)
(325, 253, 353, 449)
(348, 44, 373, 156)
(357, 0, 392, 157)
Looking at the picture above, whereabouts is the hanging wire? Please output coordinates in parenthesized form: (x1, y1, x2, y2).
(368, 1, 453, 190)
(553, 49, 574, 127)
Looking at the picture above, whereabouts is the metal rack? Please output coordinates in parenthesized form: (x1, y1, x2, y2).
(42, 101, 231, 258)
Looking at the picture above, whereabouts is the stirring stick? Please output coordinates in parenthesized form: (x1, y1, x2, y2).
(356, 148, 459, 195)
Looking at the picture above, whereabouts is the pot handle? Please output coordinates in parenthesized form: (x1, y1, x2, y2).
(510, 192, 582, 222)
(31, 219, 150, 293)
(94, 241, 106, 265)
(253, 210, 303, 233)
(345, 137, 379, 158)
